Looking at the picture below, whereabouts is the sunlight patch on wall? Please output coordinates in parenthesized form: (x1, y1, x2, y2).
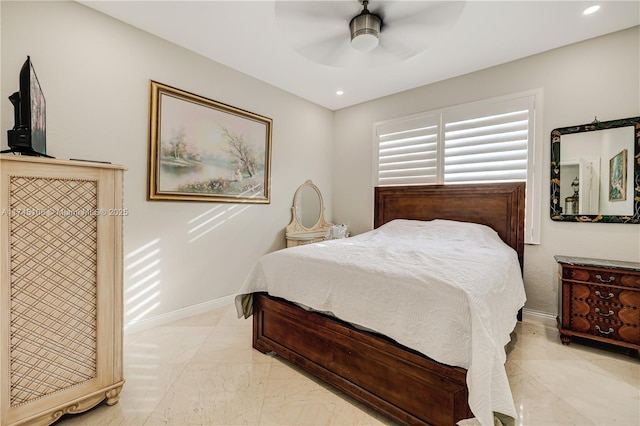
(124, 239, 161, 326)
(187, 204, 252, 243)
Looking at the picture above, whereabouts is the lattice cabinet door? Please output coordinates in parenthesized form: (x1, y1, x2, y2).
(0, 156, 125, 426)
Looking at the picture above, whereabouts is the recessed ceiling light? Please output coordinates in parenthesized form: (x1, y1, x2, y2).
(583, 5, 600, 15)
(336, 90, 344, 96)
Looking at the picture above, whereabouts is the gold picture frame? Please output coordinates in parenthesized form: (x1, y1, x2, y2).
(148, 80, 272, 203)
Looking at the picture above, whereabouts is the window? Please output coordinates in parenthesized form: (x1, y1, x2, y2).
(374, 91, 542, 244)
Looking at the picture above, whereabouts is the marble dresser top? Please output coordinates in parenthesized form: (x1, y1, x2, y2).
(554, 255, 640, 272)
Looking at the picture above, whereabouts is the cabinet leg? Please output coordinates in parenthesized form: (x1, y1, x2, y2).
(560, 334, 571, 345)
(106, 385, 123, 405)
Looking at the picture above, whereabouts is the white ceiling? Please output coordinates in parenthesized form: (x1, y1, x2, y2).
(79, 1, 640, 110)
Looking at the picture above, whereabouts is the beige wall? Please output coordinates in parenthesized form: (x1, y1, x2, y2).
(1, 1, 334, 327)
(332, 26, 640, 315)
(2, 1, 638, 323)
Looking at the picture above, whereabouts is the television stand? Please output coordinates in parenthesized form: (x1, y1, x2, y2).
(0, 155, 125, 426)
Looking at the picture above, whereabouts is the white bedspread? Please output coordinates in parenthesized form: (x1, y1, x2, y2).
(235, 219, 526, 426)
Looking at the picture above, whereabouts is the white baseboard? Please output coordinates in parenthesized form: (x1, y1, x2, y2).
(522, 308, 557, 327)
(124, 294, 236, 335)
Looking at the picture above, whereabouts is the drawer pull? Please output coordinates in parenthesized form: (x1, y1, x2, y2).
(594, 290, 614, 300)
(595, 325, 614, 335)
(595, 274, 615, 283)
(594, 307, 614, 317)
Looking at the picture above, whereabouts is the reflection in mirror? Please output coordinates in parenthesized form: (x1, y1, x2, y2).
(551, 116, 640, 223)
(297, 185, 321, 228)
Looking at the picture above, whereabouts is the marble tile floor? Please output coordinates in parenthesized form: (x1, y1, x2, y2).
(58, 304, 639, 426)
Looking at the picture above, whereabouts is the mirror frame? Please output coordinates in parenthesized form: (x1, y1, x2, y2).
(550, 116, 640, 223)
(286, 180, 333, 237)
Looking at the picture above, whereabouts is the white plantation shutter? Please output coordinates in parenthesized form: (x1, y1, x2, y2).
(443, 98, 530, 183)
(374, 92, 541, 244)
(376, 114, 440, 186)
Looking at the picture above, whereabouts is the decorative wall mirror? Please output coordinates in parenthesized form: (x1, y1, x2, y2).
(285, 180, 333, 247)
(550, 116, 640, 223)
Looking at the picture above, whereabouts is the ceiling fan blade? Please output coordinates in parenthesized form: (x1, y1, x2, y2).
(275, 0, 360, 66)
(277, 13, 345, 38)
(376, 1, 466, 59)
(285, 19, 347, 47)
(381, 20, 442, 51)
(377, 1, 465, 29)
(295, 33, 353, 67)
(274, 1, 358, 27)
(374, 34, 422, 62)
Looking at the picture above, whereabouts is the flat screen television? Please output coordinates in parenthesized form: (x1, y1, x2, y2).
(5, 56, 50, 157)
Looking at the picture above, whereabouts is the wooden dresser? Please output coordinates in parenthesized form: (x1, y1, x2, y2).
(0, 155, 126, 426)
(556, 255, 640, 350)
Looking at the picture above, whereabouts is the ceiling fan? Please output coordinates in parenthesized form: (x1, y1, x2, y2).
(274, 1, 467, 68)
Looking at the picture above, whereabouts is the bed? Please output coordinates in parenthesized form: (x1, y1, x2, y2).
(236, 183, 525, 426)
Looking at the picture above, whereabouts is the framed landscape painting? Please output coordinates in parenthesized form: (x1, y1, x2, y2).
(148, 80, 272, 203)
(608, 148, 627, 202)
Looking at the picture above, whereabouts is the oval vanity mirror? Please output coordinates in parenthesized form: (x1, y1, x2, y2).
(297, 184, 321, 229)
(285, 180, 333, 247)
(550, 116, 640, 223)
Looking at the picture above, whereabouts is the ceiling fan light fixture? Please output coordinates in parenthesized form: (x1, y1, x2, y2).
(349, 1, 381, 52)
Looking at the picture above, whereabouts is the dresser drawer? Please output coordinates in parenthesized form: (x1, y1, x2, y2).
(563, 267, 640, 288)
(569, 315, 640, 345)
(570, 298, 640, 324)
(570, 283, 640, 308)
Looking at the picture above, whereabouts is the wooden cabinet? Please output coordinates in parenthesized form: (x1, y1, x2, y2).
(0, 155, 126, 426)
(556, 255, 640, 350)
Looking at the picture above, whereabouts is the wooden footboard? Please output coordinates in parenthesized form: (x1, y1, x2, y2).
(253, 293, 472, 426)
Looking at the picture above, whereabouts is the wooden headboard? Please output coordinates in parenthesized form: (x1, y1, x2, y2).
(374, 183, 525, 269)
